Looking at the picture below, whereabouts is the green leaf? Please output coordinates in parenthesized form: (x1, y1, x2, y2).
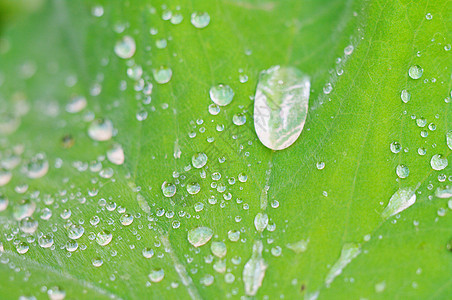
(0, 0, 451, 299)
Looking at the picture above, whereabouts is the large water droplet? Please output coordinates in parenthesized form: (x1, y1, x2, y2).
(191, 12, 210, 28)
(254, 213, 268, 232)
(430, 154, 448, 171)
(107, 144, 124, 165)
(211, 241, 227, 258)
(243, 240, 267, 296)
(0, 168, 12, 186)
(396, 164, 409, 178)
(153, 66, 172, 84)
(114, 36, 136, 59)
(66, 95, 87, 113)
(188, 226, 213, 247)
(408, 65, 423, 79)
(88, 119, 113, 141)
(96, 230, 113, 246)
(149, 268, 165, 282)
(19, 216, 38, 234)
(186, 182, 201, 195)
(26, 154, 49, 179)
(67, 224, 85, 239)
(38, 234, 54, 248)
(209, 84, 234, 106)
(192, 152, 208, 168)
(161, 181, 176, 197)
(382, 187, 416, 219)
(254, 66, 310, 150)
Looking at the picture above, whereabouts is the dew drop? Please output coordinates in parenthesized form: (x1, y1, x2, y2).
(19, 216, 38, 234)
(254, 66, 310, 150)
(325, 243, 361, 287)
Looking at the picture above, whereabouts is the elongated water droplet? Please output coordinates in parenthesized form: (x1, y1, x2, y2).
(114, 36, 136, 59)
(188, 226, 213, 247)
(286, 238, 309, 254)
(400, 89, 410, 103)
(254, 66, 310, 150)
(243, 240, 267, 296)
(325, 243, 361, 287)
(0, 168, 12, 186)
(254, 212, 268, 232)
(446, 131, 452, 150)
(382, 187, 416, 219)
